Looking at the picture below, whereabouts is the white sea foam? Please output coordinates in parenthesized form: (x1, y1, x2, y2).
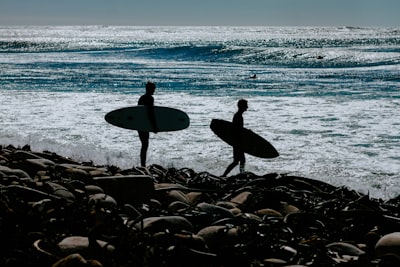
(1, 90, 400, 199)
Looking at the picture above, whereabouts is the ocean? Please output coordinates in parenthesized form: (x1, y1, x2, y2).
(0, 26, 399, 199)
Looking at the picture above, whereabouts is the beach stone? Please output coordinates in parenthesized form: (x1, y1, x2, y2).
(375, 232, 400, 258)
(135, 166, 151, 175)
(0, 165, 31, 179)
(84, 185, 104, 195)
(282, 265, 307, 267)
(8, 160, 47, 177)
(148, 198, 162, 210)
(186, 191, 204, 205)
(154, 182, 187, 190)
(45, 182, 76, 202)
(57, 236, 115, 255)
(196, 202, 234, 219)
(68, 179, 86, 191)
(51, 253, 103, 267)
(36, 170, 50, 181)
(166, 189, 190, 205)
(6, 184, 60, 202)
(168, 200, 190, 212)
(279, 245, 298, 261)
(28, 158, 55, 167)
(0, 154, 9, 163)
(37, 170, 47, 176)
(134, 215, 194, 233)
(255, 208, 283, 218)
(64, 168, 92, 183)
(229, 207, 242, 215)
(284, 211, 317, 225)
(229, 191, 252, 206)
(236, 212, 263, 222)
(279, 202, 300, 216)
(153, 232, 207, 251)
(93, 175, 154, 205)
(12, 150, 42, 160)
(216, 201, 238, 210)
(263, 258, 287, 265)
(326, 242, 365, 256)
(88, 193, 118, 211)
(364, 230, 381, 253)
(32, 198, 54, 213)
(197, 225, 240, 251)
(89, 168, 110, 177)
(58, 163, 99, 172)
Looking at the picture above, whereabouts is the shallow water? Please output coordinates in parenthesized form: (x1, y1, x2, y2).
(1, 26, 400, 199)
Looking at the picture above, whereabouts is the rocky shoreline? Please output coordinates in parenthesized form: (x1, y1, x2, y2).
(1, 144, 400, 267)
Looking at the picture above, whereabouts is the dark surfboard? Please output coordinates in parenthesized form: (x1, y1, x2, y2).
(210, 119, 279, 158)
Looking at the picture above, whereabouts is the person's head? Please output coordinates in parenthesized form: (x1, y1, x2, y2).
(146, 81, 156, 95)
(237, 99, 248, 112)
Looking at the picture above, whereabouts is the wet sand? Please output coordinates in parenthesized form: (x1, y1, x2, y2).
(1, 144, 400, 267)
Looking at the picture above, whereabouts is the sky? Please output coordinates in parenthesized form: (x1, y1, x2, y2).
(0, 0, 399, 27)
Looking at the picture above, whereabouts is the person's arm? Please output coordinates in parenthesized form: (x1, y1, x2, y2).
(232, 113, 243, 147)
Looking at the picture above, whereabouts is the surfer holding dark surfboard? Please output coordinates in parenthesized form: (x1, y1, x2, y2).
(137, 81, 158, 167)
(222, 99, 248, 177)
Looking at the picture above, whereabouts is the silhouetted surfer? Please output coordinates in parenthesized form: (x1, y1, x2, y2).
(222, 99, 248, 177)
(138, 81, 158, 167)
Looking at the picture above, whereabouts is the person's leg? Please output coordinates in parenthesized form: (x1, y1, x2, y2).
(223, 160, 238, 177)
(223, 161, 238, 177)
(138, 131, 149, 167)
(239, 152, 246, 173)
(222, 147, 240, 177)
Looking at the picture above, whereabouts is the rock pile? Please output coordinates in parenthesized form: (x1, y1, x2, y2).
(1, 144, 400, 267)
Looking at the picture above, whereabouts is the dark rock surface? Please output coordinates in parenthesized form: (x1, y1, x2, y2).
(1, 144, 400, 267)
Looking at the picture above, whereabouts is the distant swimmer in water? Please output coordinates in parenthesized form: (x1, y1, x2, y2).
(222, 99, 248, 177)
(249, 74, 257, 79)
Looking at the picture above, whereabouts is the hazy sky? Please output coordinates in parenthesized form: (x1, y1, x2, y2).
(1, 0, 399, 27)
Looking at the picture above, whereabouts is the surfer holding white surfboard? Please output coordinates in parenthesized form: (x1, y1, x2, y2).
(137, 81, 158, 167)
(105, 81, 190, 167)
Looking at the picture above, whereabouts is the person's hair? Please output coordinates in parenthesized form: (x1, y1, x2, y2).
(238, 99, 248, 109)
(146, 81, 156, 92)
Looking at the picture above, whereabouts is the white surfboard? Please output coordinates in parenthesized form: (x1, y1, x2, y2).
(105, 105, 190, 132)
